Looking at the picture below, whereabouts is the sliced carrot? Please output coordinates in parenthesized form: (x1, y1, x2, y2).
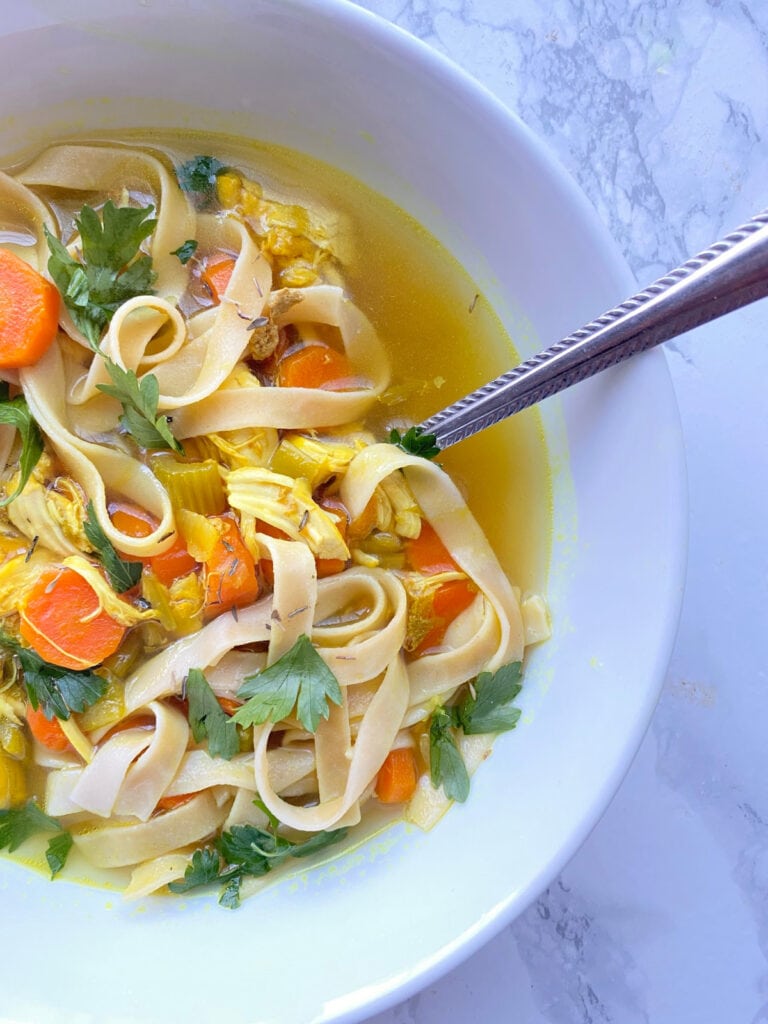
(347, 496, 378, 542)
(201, 255, 236, 304)
(103, 714, 155, 741)
(109, 501, 157, 563)
(216, 696, 241, 716)
(414, 579, 477, 656)
(433, 578, 477, 619)
(25, 704, 70, 752)
(150, 537, 199, 588)
(405, 521, 459, 575)
(375, 747, 419, 804)
(316, 558, 347, 578)
(19, 566, 126, 670)
(156, 792, 197, 813)
(109, 501, 198, 584)
(0, 248, 60, 369)
(277, 343, 357, 391)
(204, 515, 260, 618)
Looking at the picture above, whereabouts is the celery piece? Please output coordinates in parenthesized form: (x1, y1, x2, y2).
(151, 455, 227, 516)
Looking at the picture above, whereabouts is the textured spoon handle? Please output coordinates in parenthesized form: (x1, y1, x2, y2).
(419, 210, 768, 449)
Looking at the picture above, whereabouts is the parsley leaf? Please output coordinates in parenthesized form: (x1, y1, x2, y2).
(389, 425, 440, 461)
(457, 661, 523, 735)
(167, 821, 348, 907)
(0, 800, 61, 852)
(428, 705, 470, 802)
(171, 239, 198, 264)
(0, 800, 73, 878)
(45, 830, 74, 878)
(168, 847, 222, 894)
(176, 156, 228, 209)
(0, 630, 107, 721)
(0, 389, 44, 507)
(233, 634, 343, 734)
(45, 201, 157, 348)
(83, 500, 142, 592)
(96, 360, 183, 453)
(186, 668, 239, 761)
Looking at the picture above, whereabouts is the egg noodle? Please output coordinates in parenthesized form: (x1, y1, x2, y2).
(0, 142, 548, 902)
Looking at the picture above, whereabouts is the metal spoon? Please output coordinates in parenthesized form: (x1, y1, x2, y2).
(416, 210, 768, 450)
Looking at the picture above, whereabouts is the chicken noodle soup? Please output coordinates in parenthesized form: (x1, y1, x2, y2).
(0, 138, 550, 904)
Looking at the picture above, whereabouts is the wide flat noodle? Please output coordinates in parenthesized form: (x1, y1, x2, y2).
(72, 791, 225, 869)
(19, 343, 176, 557)
(16, 143, 195, 301)
(170, 285, 390, 436)
(341, 444, 524, 701)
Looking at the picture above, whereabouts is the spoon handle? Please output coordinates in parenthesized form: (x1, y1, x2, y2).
(418, 209, 768, 450)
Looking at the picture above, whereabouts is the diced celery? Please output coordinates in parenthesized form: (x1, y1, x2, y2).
(151, 455, 227, 516)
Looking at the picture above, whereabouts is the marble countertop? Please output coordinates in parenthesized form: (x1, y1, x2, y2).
(351, 2, 768, 1023)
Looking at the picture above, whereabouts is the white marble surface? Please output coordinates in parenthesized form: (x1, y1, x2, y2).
(350, 2, 768, 1022)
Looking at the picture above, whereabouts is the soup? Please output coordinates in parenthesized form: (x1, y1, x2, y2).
(0, 136, 549, 904)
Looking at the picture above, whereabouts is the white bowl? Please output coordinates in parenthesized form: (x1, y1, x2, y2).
(0, 3, 686, 1022)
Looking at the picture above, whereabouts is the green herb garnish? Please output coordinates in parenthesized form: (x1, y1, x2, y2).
(169, 821, 348, 908)
(186, 668, 239, 761)
(171, 239, 198, 264)
(457, 661, 522, 735)
(428, 705, 470, 802)
(0, 630, 107, 721)
(0, 385, 44, 507)
(83, 500, 142, 593)
(428, 661, 524, 802)
(45, 830, 74, 878)
(96, 361, 183, 453)
(232, 634, 343, 734)
(44, 202, 181, 453)
(176, 155, 228, 209)
(389, 425, 440, 460)
(45, 201, 157, 348)
(0, 800, 73, 878)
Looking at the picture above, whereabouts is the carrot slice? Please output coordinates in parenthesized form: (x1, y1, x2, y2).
(25, 705, 70, 751)
(316, 558, 347, 578)
(156, 792, 197, 813)
(204, 516, 260, 617)
(110, 501, 198, 584)
(277, 343, 357, 390)
(414, 578, 477, 656)
(375, 747, 419, 804)
(201, 255, 236, 304)
(405, 521, 459, 574)
(19, 566, 126, 670)
(216, 696, 241, 716)
(0, 248, 60, 368)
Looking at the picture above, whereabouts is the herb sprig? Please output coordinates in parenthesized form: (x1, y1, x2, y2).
(96, 362, 182, 453)
(232, 634, 343, 734)
(186, 668, 239, 761)
(0, 629, 107, 721)
(428, 661, 523, 802)
(45, 201, 157, 348)
(169, 819, 348, 908)
(170, 239, 198, 265)
(389, 425, 440, 461)
(0, 800, 73, 878)
(44, 202, 182, 453)
(176, 155, 228, 209)
(0, 384, 43, 507)
(83, 501, 142, 593)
